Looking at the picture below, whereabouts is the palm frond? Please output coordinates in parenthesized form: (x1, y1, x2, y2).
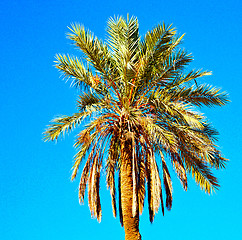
(55, 54, 91, 89)
(77, 92, 101, 111)
(88, 151, 102, 222)
(44, 113, 84, 141)
(138, 23, 175, 84)
(162, 159, 173, 210)
(67, 24, 111, 79)
(118, 172, 123, 227)
(209, 150, 228, 169)
(179, 84, 229, 107)
(71, 130, 96, 181)
(147, 122, 178, 152)
(79, 158, 91, 203)
(166, 70, 211, 90)
(106, 136, 120, 218)
(146, 151, 162, 222)
(171, 152, 187, 190)
(107, 16, 140, 87)
(181, 149, 220, 194)
(137, 155, 146, 215)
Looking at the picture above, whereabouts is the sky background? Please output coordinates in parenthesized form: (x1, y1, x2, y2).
(0, 0, 241, 239)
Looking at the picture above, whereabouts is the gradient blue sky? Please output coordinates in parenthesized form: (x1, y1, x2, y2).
(0, 0, 241, 239)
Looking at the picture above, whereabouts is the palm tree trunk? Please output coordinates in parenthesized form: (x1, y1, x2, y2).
(120, 140, 142, 240)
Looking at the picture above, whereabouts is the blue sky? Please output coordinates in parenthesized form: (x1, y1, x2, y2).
(0, 0, 241, 239)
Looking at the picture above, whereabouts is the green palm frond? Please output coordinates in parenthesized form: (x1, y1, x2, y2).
(107, 16, 139, 59)
(140, 23, 175, 56)
(55, 54, 91, 89)
(148, 95, 203, 132)
(182, 84, 229, 107)
(67, 24, 111, 79)
(159, 50, 193, 79)
(55, 54, 108, 94)
(107, 16, 140, 88)
(44, 113, 84, 141)
(185, 155, 220, 194)
(147, 122, 178, 152)
(138, 24, 175, 84)
(77, 92, 101, 111)
(167, 70, 212, 89)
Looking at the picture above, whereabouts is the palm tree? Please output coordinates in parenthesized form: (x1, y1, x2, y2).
(44, 16, 228, 240)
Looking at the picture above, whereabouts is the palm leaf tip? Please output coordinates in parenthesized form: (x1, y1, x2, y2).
(43, 114, 83, 142)
(190, 84, 230, 107)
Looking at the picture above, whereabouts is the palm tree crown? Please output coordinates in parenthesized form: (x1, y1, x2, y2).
(44, 16, 228, 239)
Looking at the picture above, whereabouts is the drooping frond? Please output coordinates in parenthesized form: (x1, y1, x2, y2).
(72, 129, 97, 180)
(146, 150, 162, 222)
(88, 150, 102, 222)
(171, 152, 187, 190)
(79, 158, 91, 203)
(180, 146, 220, 194)
(162, 159, 173, 210)
(106, 135, 120, 218)
(118, 172, 123, 227)
(137, 153, 146, 215)
(147, 121, 178, 152)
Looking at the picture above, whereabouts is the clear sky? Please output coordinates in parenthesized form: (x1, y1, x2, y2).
(0, 0, 241, 239)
